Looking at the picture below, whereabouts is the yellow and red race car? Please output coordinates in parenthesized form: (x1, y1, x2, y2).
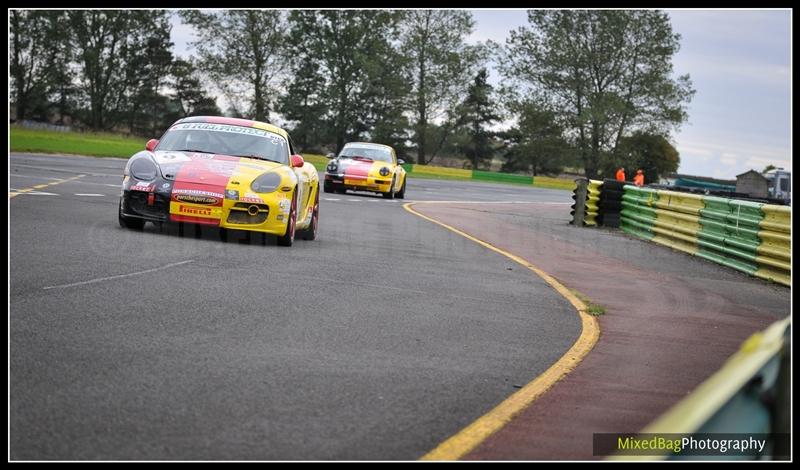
(118, 116, 319, 246)
(323, 142, 407, 199)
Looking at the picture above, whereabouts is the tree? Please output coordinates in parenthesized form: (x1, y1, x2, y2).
(277, 55, 330, 151)
(286, 10, 406, 151)
(170, 58, 221, 118)
(763, 164, 777, 173)
(502, 10, 694, 179)
(120, 13, 174, 135)
(68, 11, 131, 129)
(42, 12, 79, 125)
(68, 11, 173, 132)
(456, 69, 501, 170)
(500, 101, 573, 176)
(401, 10, 483, 164)
(180, 10, 286, 122)
(613, 131, 680, 183)
(10, 11, 65, 121)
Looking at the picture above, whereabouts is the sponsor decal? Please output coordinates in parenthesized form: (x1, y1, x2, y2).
(175, 194, 219, 205)
(131, 182, 155, 192)
(153, 152, 191, 164)
(241, 192, 263, 203)
(206, 161, 237, 177)
(178, 205, 213, 216)
(279, 199, 291, 214)
(225, 189, 240, 200)
(171, 123, 285, 145)
(172, 188, 225, 199)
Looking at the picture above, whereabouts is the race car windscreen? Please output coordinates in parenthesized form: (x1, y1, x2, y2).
(158, 123, 290, 164)
(339, 146, 393, 163)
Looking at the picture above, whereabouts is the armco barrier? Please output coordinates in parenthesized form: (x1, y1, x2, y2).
(608, 317, 790, 460)
(404, 164, 536, 182)
(471, 169, 534, 185)
(620, 186, 791, 286)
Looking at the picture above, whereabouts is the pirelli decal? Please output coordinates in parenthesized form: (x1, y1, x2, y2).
(169, 201, 222, 220)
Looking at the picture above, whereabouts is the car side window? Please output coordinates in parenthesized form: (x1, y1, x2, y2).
(287, 136, 296, 156)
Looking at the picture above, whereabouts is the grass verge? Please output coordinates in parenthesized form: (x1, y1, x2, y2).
(10, 126, 147, 158)
(569, 289, 607, 316)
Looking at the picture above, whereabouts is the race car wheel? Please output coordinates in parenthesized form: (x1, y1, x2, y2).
(277, 190, 297, 247)
(396, 177, 406, 199)
(118, 199, 145, 230)
(382, 177, 396, 199)
(323, 181, 333, 193)
(299, 184, 319, 241)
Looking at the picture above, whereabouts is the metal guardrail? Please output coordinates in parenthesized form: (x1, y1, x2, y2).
(607, 316, 790, 460)
(620, 186, 791, 286)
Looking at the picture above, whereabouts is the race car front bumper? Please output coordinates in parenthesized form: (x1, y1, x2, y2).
(324, 173, 391, 193)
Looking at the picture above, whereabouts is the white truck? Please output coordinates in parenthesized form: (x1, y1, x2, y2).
(764, 168, 791, 203)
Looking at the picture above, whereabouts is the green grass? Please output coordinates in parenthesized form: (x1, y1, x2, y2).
(301, 153, 331, 172)
(10, 126, 149, 158)
(570, 289, 607, 316)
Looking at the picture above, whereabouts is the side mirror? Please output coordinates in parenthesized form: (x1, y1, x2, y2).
(397, 159, 405, 165)
(145, 139, 159, 152)
(290, 154, 305, 168)
(326, 152, 336, 159)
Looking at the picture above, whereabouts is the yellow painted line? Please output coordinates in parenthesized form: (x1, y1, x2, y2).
(404, 201, 601, 461)
(9, 174, 85, 198)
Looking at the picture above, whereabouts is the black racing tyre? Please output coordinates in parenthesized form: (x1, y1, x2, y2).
(298, 184, 320, 241)
(118, 199, 145, 230)
(396, 177, 406, 199)
(323, 181, 333, 193)
(277, 190, 297, 247)
(599, 199, 622, 210)
(602, 180, 627, 191)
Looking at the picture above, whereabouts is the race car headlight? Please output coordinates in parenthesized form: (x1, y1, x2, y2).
(251, 172, 282, 193)
(327, 161, 338, 172)
(129, 157, 158, 181)
(379, 167, 390, 177)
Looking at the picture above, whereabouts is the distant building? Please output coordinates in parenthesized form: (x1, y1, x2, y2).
(735, 170, 769, 198)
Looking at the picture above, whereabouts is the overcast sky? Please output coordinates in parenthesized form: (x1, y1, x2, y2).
(170, 9, 792, 180)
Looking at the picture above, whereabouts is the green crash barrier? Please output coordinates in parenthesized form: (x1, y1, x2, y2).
(471, 169, 534, 185)
(608, 317, 791, 461)
(620, 186, 791, 286)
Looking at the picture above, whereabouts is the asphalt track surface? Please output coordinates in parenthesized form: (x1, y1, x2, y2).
(412, 203, 789, 459)
(10, 153, 579, 460)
